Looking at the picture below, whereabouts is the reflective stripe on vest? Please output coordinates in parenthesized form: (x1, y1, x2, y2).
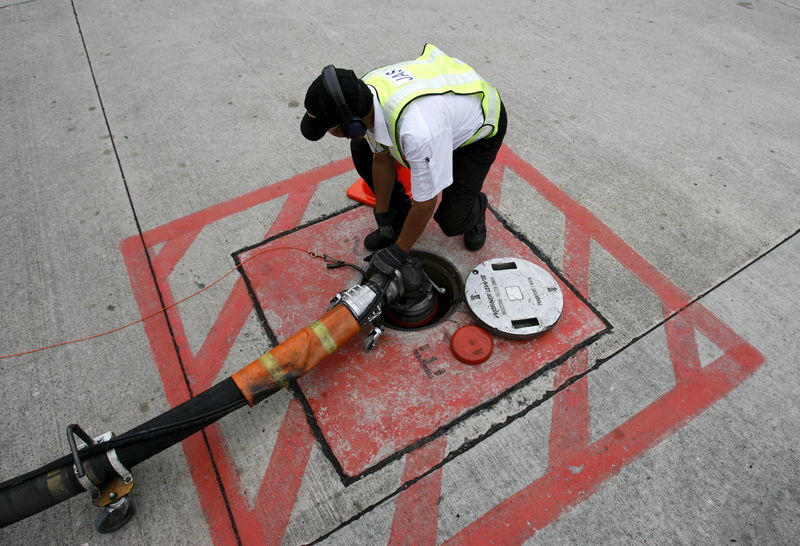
(363, 44, 502, 167)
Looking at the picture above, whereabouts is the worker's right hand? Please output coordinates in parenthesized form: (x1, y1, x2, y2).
(367, 245, 429, 301)
(367, 243, 408, 278)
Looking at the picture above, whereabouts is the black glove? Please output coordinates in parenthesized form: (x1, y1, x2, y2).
(367, 244, 408, 278)
(367, 245, 431, 300)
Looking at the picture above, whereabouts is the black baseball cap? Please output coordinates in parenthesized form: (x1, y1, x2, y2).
(300, 68, 372, 141)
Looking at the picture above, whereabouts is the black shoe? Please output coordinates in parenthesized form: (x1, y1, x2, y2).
(463, 193, 488, 251)
(364, 226, 398, 251)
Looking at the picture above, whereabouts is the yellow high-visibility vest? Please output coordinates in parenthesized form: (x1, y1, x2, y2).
(363, 44, 502, 167)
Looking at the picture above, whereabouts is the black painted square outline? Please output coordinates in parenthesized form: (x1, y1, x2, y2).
(232, 204, 612, 486)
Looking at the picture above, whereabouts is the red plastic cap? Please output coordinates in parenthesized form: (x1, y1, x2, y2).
(451, 325, 493, 365)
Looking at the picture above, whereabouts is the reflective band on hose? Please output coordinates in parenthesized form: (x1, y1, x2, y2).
(309, 320, 338, 355)
(47, 469, 69, 499)
(258, 353, 288, 388)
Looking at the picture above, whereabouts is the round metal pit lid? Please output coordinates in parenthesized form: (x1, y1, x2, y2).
(464, 258, 563, 339)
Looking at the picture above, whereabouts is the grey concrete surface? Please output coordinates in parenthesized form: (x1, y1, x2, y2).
(531, 233, 800, 545)
(0, 1, 213, 543)
(1, 0, 798, 544)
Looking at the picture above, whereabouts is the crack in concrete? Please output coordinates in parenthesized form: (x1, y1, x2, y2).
(595, 227, 800, 370)
(0, 0, 39, 11)
(69, 1, 244, 542)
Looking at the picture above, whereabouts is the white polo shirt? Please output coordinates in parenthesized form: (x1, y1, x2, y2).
(365, 87, 484, 202)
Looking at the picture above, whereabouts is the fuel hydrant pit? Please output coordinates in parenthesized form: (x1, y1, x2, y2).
(381, 251, 464, 331)
(235, 207, 608, 478)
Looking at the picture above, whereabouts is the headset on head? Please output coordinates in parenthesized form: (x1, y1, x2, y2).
(321, 65, 367, 139)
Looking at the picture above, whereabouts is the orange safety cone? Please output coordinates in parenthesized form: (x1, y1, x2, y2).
(346, 165, 412, 207)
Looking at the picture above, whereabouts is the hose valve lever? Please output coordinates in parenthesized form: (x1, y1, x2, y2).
(66, 424, 137, 533)
(363, 324, 384, 351)
(67, 424, 103, 501)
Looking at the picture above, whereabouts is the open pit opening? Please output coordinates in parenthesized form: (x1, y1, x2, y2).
(381, 250, 464, 331)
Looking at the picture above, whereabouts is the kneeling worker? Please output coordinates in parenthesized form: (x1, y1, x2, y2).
(300, 44, 507, 277)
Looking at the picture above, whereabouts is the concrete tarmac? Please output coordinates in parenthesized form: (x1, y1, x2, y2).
(1, 0, 797, 544)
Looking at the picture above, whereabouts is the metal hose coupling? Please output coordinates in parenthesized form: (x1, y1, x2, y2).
(331, 271, 399, 325)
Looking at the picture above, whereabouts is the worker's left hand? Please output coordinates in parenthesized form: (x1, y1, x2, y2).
(367, 244, 409, 277)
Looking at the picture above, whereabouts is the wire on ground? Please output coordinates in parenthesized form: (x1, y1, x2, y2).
(0, 245, 329, 360)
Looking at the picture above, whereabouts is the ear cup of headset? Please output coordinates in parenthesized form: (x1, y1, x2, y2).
(322, 65, 367, 139)
(341, 118, 367, 139)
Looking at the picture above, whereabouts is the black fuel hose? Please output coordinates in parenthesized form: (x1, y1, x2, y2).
(0, 377, 246, 528)
(0, 272, 388, 529)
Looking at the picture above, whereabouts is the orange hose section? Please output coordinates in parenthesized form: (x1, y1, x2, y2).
(232, 304, 361, 406)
